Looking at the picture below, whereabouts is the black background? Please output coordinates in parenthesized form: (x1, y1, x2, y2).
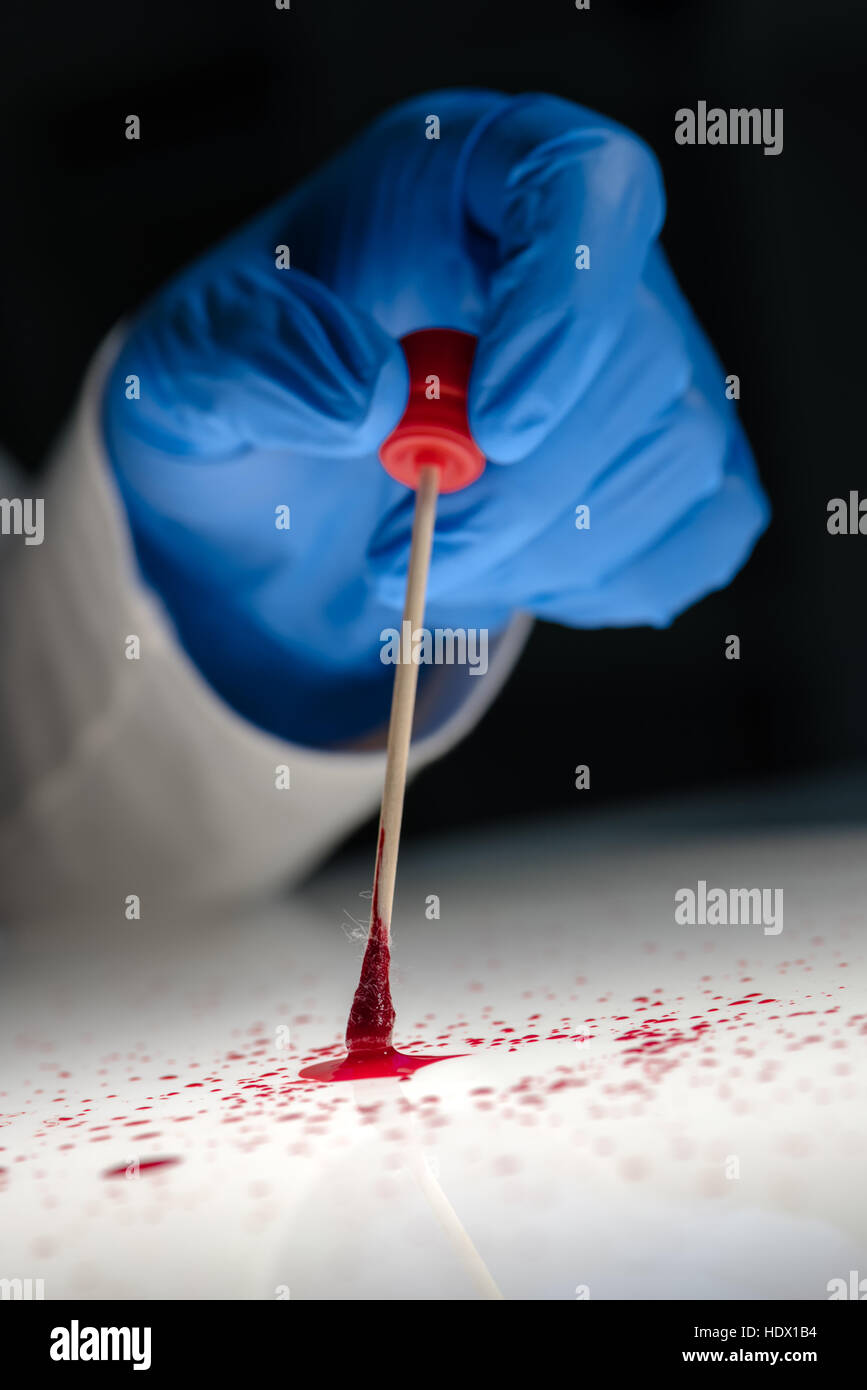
(1, 0, 864, 844)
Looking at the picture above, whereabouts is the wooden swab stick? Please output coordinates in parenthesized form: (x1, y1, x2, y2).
(344, 330, 485, 1057)
(373, 463, 439, 942)
(369, 466, 505, 1298)
(344, 332, 504, 1295)
(342, 464, 441, 1055)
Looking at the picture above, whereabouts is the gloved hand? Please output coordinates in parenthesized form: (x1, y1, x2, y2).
(104, 89, 769, 747)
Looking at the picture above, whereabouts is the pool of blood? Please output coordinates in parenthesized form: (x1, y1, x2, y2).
(300, 827, 463, 1083)
(299, 1048, 459, 1082)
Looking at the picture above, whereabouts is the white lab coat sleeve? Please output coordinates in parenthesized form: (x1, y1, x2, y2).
(0, 334, 532, 921)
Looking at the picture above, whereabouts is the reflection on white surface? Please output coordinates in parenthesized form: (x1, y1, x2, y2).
(1, 813, 865, 1299)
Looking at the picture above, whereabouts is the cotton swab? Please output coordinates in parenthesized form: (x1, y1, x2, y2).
(343, 329, 487, 1063)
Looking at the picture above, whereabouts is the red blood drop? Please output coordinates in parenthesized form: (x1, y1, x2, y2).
(102, 1157, 182, 1178)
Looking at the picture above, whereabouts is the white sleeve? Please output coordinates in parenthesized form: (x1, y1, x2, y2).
(0, 334, 531, 921)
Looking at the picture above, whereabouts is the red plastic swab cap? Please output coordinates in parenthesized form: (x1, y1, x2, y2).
(379, 328, 486, 494)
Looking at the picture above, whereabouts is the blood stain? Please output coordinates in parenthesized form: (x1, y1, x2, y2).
(300, 828, 463, 1083)
(103, 1157, 182, 1179)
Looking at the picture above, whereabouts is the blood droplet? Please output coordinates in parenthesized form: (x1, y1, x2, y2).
(102, 1157, 182, 1179)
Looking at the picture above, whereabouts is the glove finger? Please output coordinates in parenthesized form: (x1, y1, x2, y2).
(389, 385, 730, 613)
(527, 430, 769, 628)
(464, 94, 666, 461)
(367, 280, 693, 603)
(105, 264, 408, 463)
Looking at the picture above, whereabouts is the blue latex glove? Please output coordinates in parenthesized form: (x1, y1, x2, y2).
(104, 90, 769, 747)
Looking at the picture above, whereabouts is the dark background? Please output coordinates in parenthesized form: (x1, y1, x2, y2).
(1, 0, 864, 846)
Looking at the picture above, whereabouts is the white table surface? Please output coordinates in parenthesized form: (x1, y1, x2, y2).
(1, 803, 865, 1300)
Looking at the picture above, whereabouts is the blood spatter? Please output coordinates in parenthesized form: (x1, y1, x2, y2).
(102, 1157, 182, 1179)
(5, 947, 857, 1181)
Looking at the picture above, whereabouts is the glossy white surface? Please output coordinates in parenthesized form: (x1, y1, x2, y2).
(1, 810, 865, 1300)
